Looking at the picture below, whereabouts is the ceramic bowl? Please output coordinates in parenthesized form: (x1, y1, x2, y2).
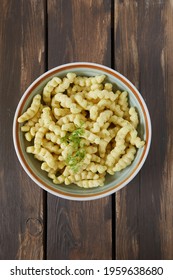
(13, 62, 151, 200)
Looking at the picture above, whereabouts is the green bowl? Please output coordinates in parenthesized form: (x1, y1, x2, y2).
(13, 62, 151, 200)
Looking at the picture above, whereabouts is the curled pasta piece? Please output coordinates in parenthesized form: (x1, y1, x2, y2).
(128, 130, 145, 148)
(45, 132, 61, 144)
(41, 162, 57, 174)
(25, 121, 41, 140)
(110, 115, 129, 127)
(41, 161, 65, 174)
(55, 93, 82, 114)
(129, 107, 139, 128)
(30, 123, 41, 137)
(106, 125, 131, 167)
(110, 104, 124, 117)
(83, 120, 93, 130)
(43, 77, 62, 104)
(98, 127, 110, 138)
(63, 166, 74, 177)
(104, 83, 113, 91)
(86, 162, 107, 173)
(21, 104, 43, 131)
(54, 73, 76, 96)
(86, 89, 117, 102)
(90, 83, 103, 91)
(91, 154, 101, 163)
(74, 75, 105, 87)
(27, 145, 58, 170)
(35, 147, 58, 169)
(24, 132, 33, 142)
(113, 145, 136, 172)
(61, 144, 74, 160)
(118, 91, 129, 116)
(54, 77, 70, 94)
(18, 94, 41, 123)
(82, 130, 100, 144)
(86, 146, 97, 154)
(53, 108, 70, 119)
(74, 76, 87, 87)
(57, 113, 86, 127)
(71, 84, 84, 93)
(34, 127, 48, 149)
(26, 146, 35, 154)
(98, 99, 123, 116)
(90, 75, 106, 84)
(98, 139, 109, 158)
(51, 95, 60, 109)
(91, 110, 113, 133)
(41, 107, 63, 136)
(76, 153, 92, 173)
(40, 107, 53, 125)
(89, 99, 123, 121)
(89, 105, 99, 121)
(76, 178, 105, 188)
(64, 171, 99, 185)
(115, 125, 132, 145)
(74, 93, 92, 110)
(41, 139, 60, 155)
(111, 115, 144, 148)
(108, 126, 120, 139)
(66, 72, 76, 83)
(48, 173, 65, 184)
(21, 125, 30, 132)
(61, 123, 76, 132)
(106, 144, 126, 170)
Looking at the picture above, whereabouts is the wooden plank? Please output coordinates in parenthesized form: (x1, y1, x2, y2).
(159, 0, 173, 259)
(114, 0, 140, 259)
(0, 0, 45, 259)
(137, 0, 166, 260)
(114, 0, 168, 259)
(47, 0, 112, 260)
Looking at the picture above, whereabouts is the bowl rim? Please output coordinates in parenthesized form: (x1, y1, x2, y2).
(13, 62, 152, 201)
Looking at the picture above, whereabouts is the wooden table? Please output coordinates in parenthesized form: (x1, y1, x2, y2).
(0, 0, 173, 260)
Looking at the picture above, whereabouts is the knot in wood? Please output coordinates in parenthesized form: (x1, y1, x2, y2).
(26, 218, 43, 237)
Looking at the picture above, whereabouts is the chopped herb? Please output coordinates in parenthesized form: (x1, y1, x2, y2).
(66, 148, 86, 172)
(69, 127, 84, 139)
(60, 125, 86, 172)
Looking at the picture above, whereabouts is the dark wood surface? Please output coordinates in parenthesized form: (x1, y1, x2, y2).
(0, 0, 173, 260)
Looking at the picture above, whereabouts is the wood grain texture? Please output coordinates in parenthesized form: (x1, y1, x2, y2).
(0, 0, 45, 259)
(114, 0, 172, 259)
(114, 0, 140, 259)
(46, 0, 112, 260)
(159, 0, 173, 259)
(137, 0, 166, 260)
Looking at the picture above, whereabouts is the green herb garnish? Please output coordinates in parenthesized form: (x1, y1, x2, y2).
(61, 125, 86, 172)
(66, 148, 86, 172)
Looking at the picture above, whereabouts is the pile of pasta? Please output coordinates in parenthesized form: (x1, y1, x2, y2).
(18, 73, 145, 188)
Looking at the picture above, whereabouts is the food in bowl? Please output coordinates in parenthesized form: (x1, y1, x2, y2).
(17, 72, 145, 188)
(13, 62, 151, 200)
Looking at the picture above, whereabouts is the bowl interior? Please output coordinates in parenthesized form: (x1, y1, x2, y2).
(15, 64, 150, 200)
